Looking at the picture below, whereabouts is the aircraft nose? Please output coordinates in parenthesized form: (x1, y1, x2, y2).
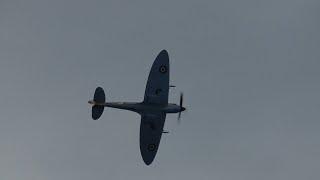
(181, 107, 186, 111)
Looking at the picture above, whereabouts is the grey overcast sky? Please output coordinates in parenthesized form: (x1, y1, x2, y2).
(1, 0, 320, 179)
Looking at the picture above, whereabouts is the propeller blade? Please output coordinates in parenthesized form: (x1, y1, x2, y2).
(177, 92, 184, 124)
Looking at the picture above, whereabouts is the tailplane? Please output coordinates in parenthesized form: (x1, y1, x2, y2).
(89, 87, 106, 120)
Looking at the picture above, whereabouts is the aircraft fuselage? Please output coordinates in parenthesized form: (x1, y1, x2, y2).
(103, 102, 185, 115)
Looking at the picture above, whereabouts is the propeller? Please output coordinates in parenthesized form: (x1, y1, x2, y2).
(178, 92, 185, 124)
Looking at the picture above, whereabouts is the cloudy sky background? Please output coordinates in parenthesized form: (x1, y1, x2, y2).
(0, 0, 320, 179)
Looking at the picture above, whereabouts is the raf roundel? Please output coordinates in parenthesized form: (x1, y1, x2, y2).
(159, 65, 167, 73)
(148, 144, 156, 151)
(155, 88, 162, 95)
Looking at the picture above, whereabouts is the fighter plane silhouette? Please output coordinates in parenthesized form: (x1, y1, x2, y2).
(88, 50, 186, 165)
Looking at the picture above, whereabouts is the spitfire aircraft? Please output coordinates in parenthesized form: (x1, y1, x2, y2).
(88, 50, 186, 165)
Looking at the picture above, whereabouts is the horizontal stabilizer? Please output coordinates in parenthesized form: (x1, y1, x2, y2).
(92, 105, 104, 120)
(94, 87, 105, 104)
(90, 87, 106, 120)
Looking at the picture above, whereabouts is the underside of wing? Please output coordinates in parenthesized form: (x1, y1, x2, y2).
(143, 50, 169, 105)
(139, 113, 166, 165)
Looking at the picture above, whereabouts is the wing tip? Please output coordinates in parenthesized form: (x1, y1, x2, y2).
(155, 49, 169, 63)
(159, 49, 168, 56)
(142, 155, 155, 166)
